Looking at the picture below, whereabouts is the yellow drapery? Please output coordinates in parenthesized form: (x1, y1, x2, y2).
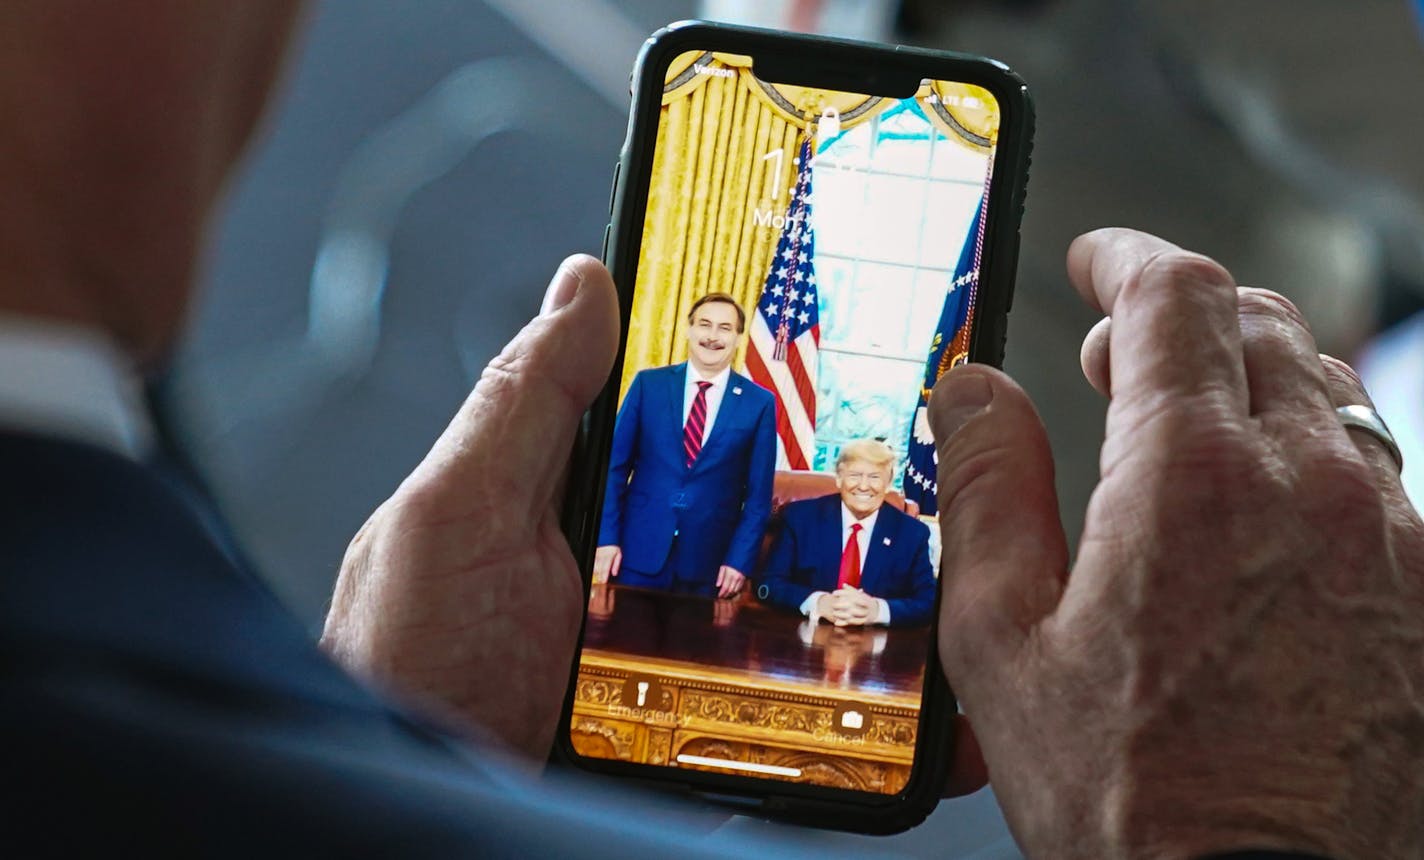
(619, 52, 891, 399)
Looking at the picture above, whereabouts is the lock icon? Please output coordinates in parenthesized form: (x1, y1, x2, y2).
(817, 105, 841, 139)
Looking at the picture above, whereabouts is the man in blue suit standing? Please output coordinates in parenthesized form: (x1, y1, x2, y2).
(756, 439, 937, 627)
(594, 293, 777, 599)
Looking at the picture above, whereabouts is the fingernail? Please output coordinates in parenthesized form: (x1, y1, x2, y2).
(540, 263, 582, 316)
(931, 371, 994, 442)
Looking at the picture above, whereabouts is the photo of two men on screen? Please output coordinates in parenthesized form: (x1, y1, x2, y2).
(591, 52, 1001, 639)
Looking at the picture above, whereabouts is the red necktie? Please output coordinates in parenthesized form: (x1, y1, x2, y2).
(683, 380, 713, 467)
(838, 522, 863, 589)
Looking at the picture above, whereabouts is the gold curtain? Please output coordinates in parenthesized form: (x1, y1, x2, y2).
(619, 52, 890, 399)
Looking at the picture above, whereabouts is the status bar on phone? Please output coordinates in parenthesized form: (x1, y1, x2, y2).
(675, 754, 802, 778)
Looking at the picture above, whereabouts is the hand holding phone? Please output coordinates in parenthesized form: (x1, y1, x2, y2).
(316, 20, 1424, 859)
(928, 229, 1424, 859)
(323, 256, 621, 761)
(558, 20, 1033, 833)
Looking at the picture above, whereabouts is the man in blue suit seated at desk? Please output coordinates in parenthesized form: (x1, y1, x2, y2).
(594, 293, 777, 599)
(757, 439, 937, 627)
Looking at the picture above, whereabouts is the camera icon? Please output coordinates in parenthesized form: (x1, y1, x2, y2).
(831, 703, 870, 737)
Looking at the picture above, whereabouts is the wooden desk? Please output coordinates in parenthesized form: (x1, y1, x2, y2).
(570, 584, 930, 794)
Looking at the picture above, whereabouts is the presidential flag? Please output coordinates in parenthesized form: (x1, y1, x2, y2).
(903, 194, 988, 516)
(746, 137, 821, 472)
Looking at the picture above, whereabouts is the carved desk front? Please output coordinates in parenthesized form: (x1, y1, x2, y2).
(571, 585, 931, 795)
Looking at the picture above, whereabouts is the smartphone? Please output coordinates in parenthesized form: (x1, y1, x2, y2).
(558, 20, 1032, 834)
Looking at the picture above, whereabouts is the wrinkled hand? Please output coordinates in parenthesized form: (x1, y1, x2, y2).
(320, 255, 619, 760)
(930, 229, 1424, 859)
(592, 545, 621, 584)
(715, 564, 745, 599)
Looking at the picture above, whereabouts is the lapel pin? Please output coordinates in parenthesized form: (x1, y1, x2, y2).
(732, 386, 743, 395)
(883, 537, 892, 546)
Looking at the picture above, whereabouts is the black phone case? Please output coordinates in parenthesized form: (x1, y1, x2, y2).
(555, 19, 1034, 836)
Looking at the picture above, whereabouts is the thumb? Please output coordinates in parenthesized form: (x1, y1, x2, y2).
(930, 364, 1067, 689)
(402, 255, 619, 519)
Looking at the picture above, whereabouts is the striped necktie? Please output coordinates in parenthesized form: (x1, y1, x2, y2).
(683, 380, 713, 467)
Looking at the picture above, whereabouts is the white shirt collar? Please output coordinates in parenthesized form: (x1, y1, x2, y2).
(840, 501, 880, 537)
(687, 364, 731, 389)
(0, 314, 154, 459)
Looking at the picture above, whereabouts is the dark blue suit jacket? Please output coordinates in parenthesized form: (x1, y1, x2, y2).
(757, 494, 937, 627)
(0, 430, 828, 856)
(598, 363, 777, 582)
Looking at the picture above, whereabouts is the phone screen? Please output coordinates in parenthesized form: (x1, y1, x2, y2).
(571, 47, 1002, 797)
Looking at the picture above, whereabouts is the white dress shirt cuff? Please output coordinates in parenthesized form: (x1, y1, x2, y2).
(873, 597, 891, 626)
(800, 591, 828, 622)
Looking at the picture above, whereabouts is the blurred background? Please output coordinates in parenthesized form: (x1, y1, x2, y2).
(164, 1, 1424, 856)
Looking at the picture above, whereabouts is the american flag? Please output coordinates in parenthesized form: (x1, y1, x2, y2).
(745, 137, 820, 471)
